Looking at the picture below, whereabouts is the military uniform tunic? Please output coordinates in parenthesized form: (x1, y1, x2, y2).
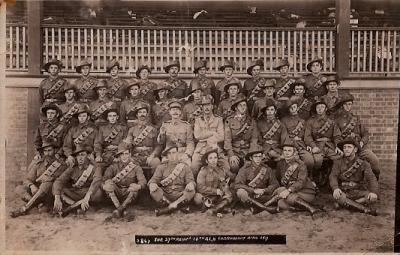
(63, 122, 98, 157)
(224, 113, 256, 159)
(303, 73, 327, 100)
(164, 77, 188, 100)
(89, 98, 116, 127)
(74, 76, 99, 103)
(189, 76, 216, 100)
(215, 77, 241, 104)
(94, 123, 128, 163)
(39, 77, 69, 104)
(105, 77, 129, 103)
(274, 77, 296, 100)
(157, 119, 195, 157)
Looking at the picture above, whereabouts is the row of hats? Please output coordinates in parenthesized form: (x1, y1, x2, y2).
(43, 57, 324, 75)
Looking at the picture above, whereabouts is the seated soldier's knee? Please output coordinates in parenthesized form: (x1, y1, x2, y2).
(102, 180, 115, 193)
(236, 188, 249, 202)
(90, 189, 105, 203)
(301, 152, 315, 169)
(149, 187, 163, 202)
(38, 182, 53, 194)
(273, 186, 287, 196)
(193, 193, 204, 205)
(336, 193, 348, 205)
(183, 189, 195, 201)
(285, 193, 299, 205)
(278, 199, 290, 211)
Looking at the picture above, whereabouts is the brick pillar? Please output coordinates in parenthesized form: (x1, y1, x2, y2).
(27, 0, 43, 75)
(335, 0, 350, 78)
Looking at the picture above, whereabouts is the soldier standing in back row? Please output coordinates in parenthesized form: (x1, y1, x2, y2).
(217, 81, 245, 120)
(303, 57, 327, 101)
(136, 64, 157, 103)
(39, 59, 69, 105)
(243, 59, 266, 112)
(273, 59, 296, 102)
(74, 59, 99, 104)
(182, 82, 204, 125)
(329, 139, 378, 215)
(57, 83, 81, 129)
(215, 59, 241, 105)
(164, 60, 189, 100)
(119, 80, 150, 127)
(105, 59, 128, 108)
(320, 75, 348, 117)
(189, 59, 216, 101)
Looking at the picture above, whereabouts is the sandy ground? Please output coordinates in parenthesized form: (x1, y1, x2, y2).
(4, 155, 396, 254)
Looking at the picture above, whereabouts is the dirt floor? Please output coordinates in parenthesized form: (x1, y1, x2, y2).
(4, 155, 396, 254)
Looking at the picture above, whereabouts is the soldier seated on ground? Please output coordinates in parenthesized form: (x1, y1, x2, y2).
(102, 143, 147, 220)
(271, 141, 323, 218)
(148, 145, 196, 216)
(11, 140, 68, 218)
(193, 147, 234, 215)
(233, 146, 279, 215)
(53, 145, 103, 217)
(329, 139, 378, 216)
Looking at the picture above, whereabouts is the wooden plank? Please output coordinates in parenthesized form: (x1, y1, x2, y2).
(351, 31, 354, 72)
(190, 30, 194, 70)
(293, 31, 297, 73)
(185, 30, 189, 72)
(97, 29, 100, 71)
(122, 29, 126, 70)
(134, 29, 138, 70)
(275, 31, 279, 63)
(271, 31, 274, 71)
(103, 29, 106, 71)
(227, 30, 231, 59)
(393, 30, 397, 72)
(233, 30, 237, 69)
(128, 29, 132, 71)
(203, 31, 206, 66)
(154, 29, 158, 70)
(381, 30, 384, 72)
(375, 30, 378, 72)
(386, 31, 390, 73)
(239, 30, 243, 72)
(215, 30, 219, 71)
(251, 30, 254, 59)
(196, 30, 200, 61)
(52, 28, 55, 59)
(299, 31, 303, 72)
(357, 30, 360, 72)
(317, 31, 321, 61)
(77, 28, 80, 63)
(16, 26, 19, 68)
(178, 30, 182, 66)
(83, 28, 87, 59)
(209, 30, 212, 71)
(116, 29, 119, 61)
(329, 30, 333, 72)
(72, 28, 75, 68)
(90, 28, 94, 65)
(305, 31, 309, 67)
(160, 30, 163, 72)
(281, 30, 285, 59)
(173, 29, 176, 60)
(147, 29, 151, 67)
(363, 30, 367, 72)
(166, 30, 169, 65)
(311, 30, 315, 60)
(287, 31, 290, 68)
(245, 30, 249, 68)
(263, 31, 267, 71)
(369, 31, 373, 72)
(64, 28, 68, 70)
(323, 31, 327, 71)
(22, 26, 26, 69)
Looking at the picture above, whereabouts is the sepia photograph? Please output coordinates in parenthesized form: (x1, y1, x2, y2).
(1, 0, 399, 253)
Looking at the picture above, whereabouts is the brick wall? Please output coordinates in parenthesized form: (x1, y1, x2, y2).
(5, 82, 399, 170)
(5, 88, 28, 170)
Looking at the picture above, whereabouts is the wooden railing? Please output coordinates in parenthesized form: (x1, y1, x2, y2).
(5, 24, 400, 76)
(5, 24, 28, 71)
(350, 28, 400, 74)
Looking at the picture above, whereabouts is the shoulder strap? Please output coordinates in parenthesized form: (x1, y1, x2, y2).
(79, 79, 96, 95)
(74, 127, 95, 145)
(276, 78, 295, 98)
(92, 101, 114, 119)
(291, 121, 304, 137)
(60, 103, 80, 122)
(112, 161, 137, 183)
(341, 159, 363, 179)
(248, 166, 267, 188)
(36, 160, 62, 183)
(281, 163, 299, 186)
(133, 125, 154, 146)
(317, 119, 333, 135)
(104, 127, 120, 144)
(263, 120, 281, 139)
(108, 79, 123, 97)
(160, 163, 186, 186)
(341, 116, 358, 138)
(72, 164, 95, 188)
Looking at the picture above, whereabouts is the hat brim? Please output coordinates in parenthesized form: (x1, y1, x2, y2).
(219, 65, 234, 72)
(337, 140, 360, 151)
(247, 63, 263, 75)
(193, 66, 208, 74)
(201, 148, 219, 164)
(39, 143, 58, 151)
(136, 66, 152, 78)
(75, 64, 92, 73)
(106, 64, 122, 73)
(71, 148, 92, 157)
(102, 108, 119, 119)
(273, 63, 290, 71)
(230, 99, 247, 111)
(43, 62, 63, 72)
(223, 83, 241, 93)
(245, 150, 264, 160)
(164, 64, 180, 73)
(161, 146, 179, 157)
(41, 105, 62, 117)
(306, 59, 323, 72)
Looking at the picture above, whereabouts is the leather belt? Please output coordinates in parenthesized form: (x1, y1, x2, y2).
(133, 146, 152, 152)
(112, 97, 122, 102)
(264, 140, 278, 145)
(316, 137, 331, 142)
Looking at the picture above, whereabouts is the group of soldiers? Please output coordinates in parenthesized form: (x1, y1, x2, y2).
(10, 56, 380, 220)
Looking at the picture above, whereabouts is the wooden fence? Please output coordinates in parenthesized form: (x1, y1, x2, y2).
(5, 24, 400, 76)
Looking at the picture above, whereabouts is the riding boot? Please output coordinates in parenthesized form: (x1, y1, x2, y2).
(342, 198, 377, 216)
(293, 197, 323, 218)
(247, 197, 278, 214)
(114, 192, 136, 218)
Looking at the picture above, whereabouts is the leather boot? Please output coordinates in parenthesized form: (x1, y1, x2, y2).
(293, 197, 323, 218)
(155, 206, 176, 216)
(209, 199, 230, 215)
(247, 197, 278, 214)
(342, 198, 377, 216)
(10, 206, 28, 218)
